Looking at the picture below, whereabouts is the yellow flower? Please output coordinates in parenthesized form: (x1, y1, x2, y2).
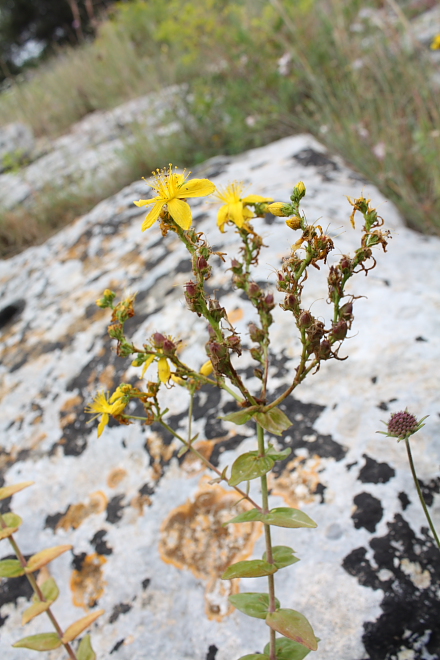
(171, 373, 185, 386)
(215, 182, 273, 232)
(85, 392, 119, 437)
(430, 34, 440, 50)
(200, 360, 214, 376)
(134, 165, 215, 231)
(158, 357, 171, 383)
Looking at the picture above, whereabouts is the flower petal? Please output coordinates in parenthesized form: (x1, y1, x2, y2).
(167, 198, 193, 230)
(134, 198, 157, 208)
(242, 195, 274, 204)
(141, 354, 156, 378)
(158, 357, 171, 383)
(142, 202, 164, 231)
(177, 178, 216, 198)
(228, 201, 245, 227)
(217, 204, 229, 230)
(97, 414, 109, 437)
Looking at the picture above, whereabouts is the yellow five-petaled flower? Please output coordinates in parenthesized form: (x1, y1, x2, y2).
(134, 165, 216, 231)
(85, 392, 127, 437)
(215, 182, 273, 232)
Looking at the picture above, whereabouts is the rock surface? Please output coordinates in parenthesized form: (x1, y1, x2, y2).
(0, 122, 34, 173)
(0, 134, 439, 660)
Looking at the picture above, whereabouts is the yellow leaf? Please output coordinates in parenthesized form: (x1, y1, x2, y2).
(0, 525, 19, 540)
(22, 600, 52, 625)
(0, 481, 34, 501)
(25, 545, 72, 573)
(61, 610, 105, 643)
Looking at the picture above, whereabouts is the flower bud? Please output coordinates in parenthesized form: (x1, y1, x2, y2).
(162, 338, 176, 355)
(339, 302, 353, 321)
(330, 319, 347, 341)
(319, 339, 332, 360)
(264, 293, 275, 309)
(197, 256, 208, 271)
(185, 281, 197, 298)
(108, 323, 124, 339)
(286, 216, 302, 230)
(249, 323, 264, 343)
(387, 411, 420, 439)
(152, 332, 165, 348)
(267, 202, 290, 217)
(230, 258, 242, 273)
(298, 310, 313, 329)
(282, 293, 297, 311)
(200, 360, 214, 376)
(248, 282, 261, 298)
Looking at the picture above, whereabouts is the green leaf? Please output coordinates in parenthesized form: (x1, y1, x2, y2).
(0, 559, 25, 577)
(266, 446, 292, 461)
(177, 445, 189, 457)
(222, 559, 278, 579)
(263, 508, 317, 529)
(229, 592, 280, 619)
(264, 637, 312, 660)
(222, 409, 255, 425)
(229, 452, 275, 486)
(13, 633, 62, 651)
(254, 408, 292, 435)
(41, 577, 60, 602)
(238, 655, 270, 660)
(263, 546, 300, 569)
(266, 609, 318, 651)
(2, 512, 23, 529)
(224, 508, 263, 525)
(77, 635, 97, 660)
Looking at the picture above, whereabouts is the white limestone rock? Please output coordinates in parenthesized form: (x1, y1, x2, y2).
(0, 134, 439, 660)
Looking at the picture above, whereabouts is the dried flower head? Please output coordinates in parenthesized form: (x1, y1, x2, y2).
(377, 410, 428, 441)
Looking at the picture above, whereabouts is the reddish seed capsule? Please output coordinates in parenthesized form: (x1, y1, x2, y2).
(265, 294, 275, 308)
(298, 310, 313, 329)
(185, 281, 197, 298)
(248, 282, 261, 297)
(197, 256, 208, 270)
(152, 332, 165, 347)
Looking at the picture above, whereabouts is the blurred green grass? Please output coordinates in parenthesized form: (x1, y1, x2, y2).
(0, 0, 439, 256)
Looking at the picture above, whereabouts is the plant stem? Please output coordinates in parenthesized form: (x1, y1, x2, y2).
(0, 516, 78, 660)
(153, 417, 263, 511)
(404, 438, 440, 550)
(257, 423, 277, 660)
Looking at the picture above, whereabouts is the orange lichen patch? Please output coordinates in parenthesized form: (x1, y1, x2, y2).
(146, 431, 177, 480)
(57, 491, 108, 531)
(29, 431, 47, 450)
(60, 412, 76, 428)
(268, 454, 323, 508)
(61, 395, 83, 412)
(159, 479, 262, 620)
(227, 307, 244, 324)
(131, 492, 152, 515)
(205, 576, 240, 621)
(70, 553, 107, 609)
(107, 467, 128, 489)
(181, 440, 215, 476)
(31, 415, 43, 425)
(98, 364, 116, 390)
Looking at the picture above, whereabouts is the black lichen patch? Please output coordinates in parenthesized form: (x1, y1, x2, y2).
(358, 455, 395, 484)
(398, 492, 411, 511)
(206, 645, 218, 660)
(91, 530, 113, 556)
(352, 493, 383, 532)
(193, 385, 228, 441)
(418, 477, 440, 507)
(141, 578, 150, 590)
(109, 602, 132, 624)
(0, 299, 25, 331)
(292, 148, 339, 181)
(45, 509, 67, 530)
(343, 514, 440, 659)
(415, 336, 428, 342)
(106, 495, 126, 524)
(72, 551, 87, 572)
(110, 639, 125, 654)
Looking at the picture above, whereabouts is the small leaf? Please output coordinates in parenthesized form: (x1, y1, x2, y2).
(61, 609, 105, 643)
(13, 633, 62, 651)
(229, 452, 275, 486)
(264, 637, 312, 660)
(229, 592, 280, 620)
(263, 546, 300, 569)
(0, 559, 25, 577)
(266, 447, 292, 461)
(222, 409, 255, 425)
(263, 508, 317, 529)
(0, 481, 34, 501)
(238, 655, 270, 660)
(224, 508, 263, 526)
(22, 601, 52, 625)
(254, 408, 292, 435)
(41, 577, 60, 602)
(2, 512, 23, 529)
(177, 445, 189, 457)
(0, 525, 19, 540)
(266, 609, 318, 651)
(25, 545, 72, 573)
(222, 559, 277, 579)
(77, 634, 97, 660)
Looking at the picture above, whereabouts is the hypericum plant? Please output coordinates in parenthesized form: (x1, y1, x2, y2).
(86, 165, 389, 660)
(0, 482, 102, 659)
(378, 411, 439, 551)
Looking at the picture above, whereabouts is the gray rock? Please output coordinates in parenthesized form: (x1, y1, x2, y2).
(0, 134, 439, 660)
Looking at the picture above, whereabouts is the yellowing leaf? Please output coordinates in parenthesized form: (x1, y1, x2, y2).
(22, 600, 52, 625)
(61, 609, 104, 643)
(13, 633, 62, 651)
(0, 481, 34, 501)
(40, 577, 60, 602)
(25, 545, 72, 573)
(77, 634, 97, 660)
(0, 525, 20, 540)
(266, 609, 318, 651)
(0, 559, 25, 577)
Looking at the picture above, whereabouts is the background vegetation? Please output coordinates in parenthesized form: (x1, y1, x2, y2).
(0, 0, 439, 256)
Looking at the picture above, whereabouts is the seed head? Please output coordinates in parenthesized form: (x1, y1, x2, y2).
(378, 410, 428, 441)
